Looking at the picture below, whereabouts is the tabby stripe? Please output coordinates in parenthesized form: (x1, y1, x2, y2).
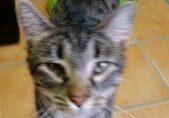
(101, 0, 110, 11)
(54, 95, 66, 101)
(54, 100, 67, 107)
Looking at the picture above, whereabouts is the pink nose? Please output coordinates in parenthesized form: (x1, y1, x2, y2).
(70, 95, 88, 107)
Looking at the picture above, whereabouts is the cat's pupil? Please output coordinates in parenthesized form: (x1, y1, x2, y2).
(93, 62, 109, 75)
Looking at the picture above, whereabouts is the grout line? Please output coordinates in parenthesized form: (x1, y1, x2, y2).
(131, 33, 169, 45)
(114, 106, 137, 118)
(115, 98, 169, 113)
(0, 60, 26, 68)
(135, 38, 169, 88)
(139, 35, 169, 44)
(119, 97, 169, 111)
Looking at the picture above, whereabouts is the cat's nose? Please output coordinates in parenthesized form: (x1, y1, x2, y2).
(70, 95, 89, 107)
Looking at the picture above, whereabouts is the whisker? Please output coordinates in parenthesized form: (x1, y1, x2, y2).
(40, 105, 55, 118)
(103, 112, 107, 118)
(57, 110, 64, 118)
(105, 106, 112, 112)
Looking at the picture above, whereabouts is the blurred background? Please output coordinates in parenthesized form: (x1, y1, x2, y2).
(0, 0, 169, 118)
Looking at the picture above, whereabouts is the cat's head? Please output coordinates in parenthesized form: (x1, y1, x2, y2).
(16, 0, 136, 116)
(50, 0, 119, 27)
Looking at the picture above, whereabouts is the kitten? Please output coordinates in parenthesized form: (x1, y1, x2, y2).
(16, 0, 136, 118)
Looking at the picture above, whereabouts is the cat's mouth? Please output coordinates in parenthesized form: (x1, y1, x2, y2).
(39, 98, 101, 118)
(67, 96, 104, 114)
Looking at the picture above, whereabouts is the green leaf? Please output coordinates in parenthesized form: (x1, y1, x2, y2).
(48, 0, 58, 13)
(119, 0, 137, 5)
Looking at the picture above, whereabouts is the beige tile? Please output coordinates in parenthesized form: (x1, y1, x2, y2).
(0, 34, 27, 63)
(135, 0, 169, 40)
(0, 94, 2, 118)
(0, 64, 36, 118)
(143, 39, 169, 84)
(114, 101, 169, 118)
(115, 45, 169, 107)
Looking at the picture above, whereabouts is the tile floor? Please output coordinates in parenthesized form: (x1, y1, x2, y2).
(0, 0, 169, 118)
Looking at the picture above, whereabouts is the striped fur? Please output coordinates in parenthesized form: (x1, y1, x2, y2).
(16, 0, 136, 118)
(50, 0, 119, 27)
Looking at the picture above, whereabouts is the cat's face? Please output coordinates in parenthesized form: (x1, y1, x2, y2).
(29, 28, 124, 115)
(16, 0, 136, 117)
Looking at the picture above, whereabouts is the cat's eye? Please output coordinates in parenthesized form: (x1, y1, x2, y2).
(93, 62, 110, 75)
(45, 63, 66, 78)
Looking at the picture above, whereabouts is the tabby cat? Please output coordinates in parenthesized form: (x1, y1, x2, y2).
(16, 0, 136, 118)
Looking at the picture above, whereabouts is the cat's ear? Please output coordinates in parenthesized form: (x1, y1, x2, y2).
(103, 2, 136, 43)
(16, 0, 55, 42)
